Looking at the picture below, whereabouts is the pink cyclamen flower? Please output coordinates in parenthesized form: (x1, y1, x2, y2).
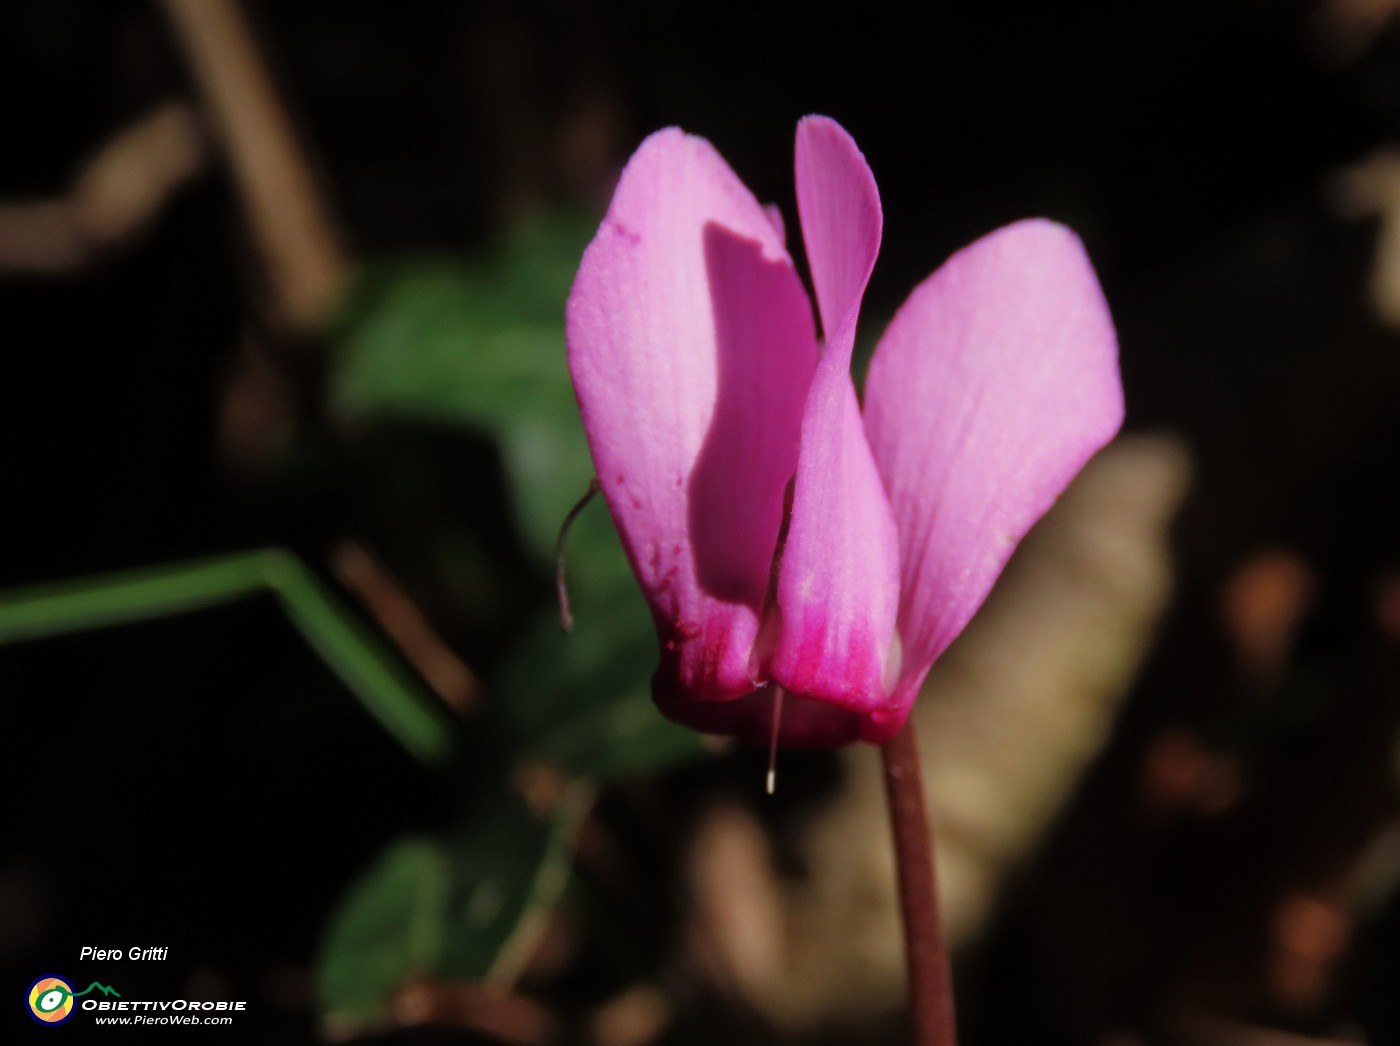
(566, 116, 1123, 747)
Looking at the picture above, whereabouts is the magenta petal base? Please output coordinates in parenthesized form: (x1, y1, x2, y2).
(653, 680, 870, 749)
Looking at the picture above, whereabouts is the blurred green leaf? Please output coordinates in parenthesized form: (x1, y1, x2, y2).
(0, 550, 454, 767)
(330, 211, 625, 587)
(494, 578, 707, 782)
(315, 836, 448, 1034)
(317, 783, 591, 1033)
(331, 211, 709, 781)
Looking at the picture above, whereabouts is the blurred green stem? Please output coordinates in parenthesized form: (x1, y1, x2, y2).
(0, 549, 453, 766)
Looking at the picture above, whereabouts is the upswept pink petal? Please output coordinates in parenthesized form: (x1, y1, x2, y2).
(770, 118, 901, 723)
(794, 116, 882, 354)
(770, 357, 902, 717)
(862, 219, 1124, 735)
(566, 128, 819, 703)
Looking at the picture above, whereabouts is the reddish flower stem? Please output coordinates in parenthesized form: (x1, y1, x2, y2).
(881, 720, 957, 1046)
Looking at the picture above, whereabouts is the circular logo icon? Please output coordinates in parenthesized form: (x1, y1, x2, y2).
(27, 975, 75, 1025)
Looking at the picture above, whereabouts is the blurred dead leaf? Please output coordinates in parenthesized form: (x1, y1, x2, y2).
(686, 803, 785, 994)
(1219, 549, 1314, 687)
(686, 434, 1191, 1030)
(217, 335, 298, 468)
(588, 985, 670, 1046)
(1141, 728, 1242, 820)
(1313, 0, 1400, 64)
(1330, 149, 1400, 327)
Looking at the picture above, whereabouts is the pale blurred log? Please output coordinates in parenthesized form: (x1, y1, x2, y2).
(0, 102, 205, 274)
(687, 434, 1191, 1029)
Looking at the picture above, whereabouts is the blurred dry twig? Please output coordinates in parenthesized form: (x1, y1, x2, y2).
(158, 0, 349, 335)
(0, 102, 205, 275)
(331, 542, 482, 716)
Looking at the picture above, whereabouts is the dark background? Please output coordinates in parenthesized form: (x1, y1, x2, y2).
(4, 1, 1400, 1043)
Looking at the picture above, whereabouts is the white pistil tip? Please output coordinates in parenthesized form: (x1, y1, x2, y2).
(765, 768, 776, 795)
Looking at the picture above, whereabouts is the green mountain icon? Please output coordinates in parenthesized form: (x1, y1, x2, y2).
(72, 981, 120, 999)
